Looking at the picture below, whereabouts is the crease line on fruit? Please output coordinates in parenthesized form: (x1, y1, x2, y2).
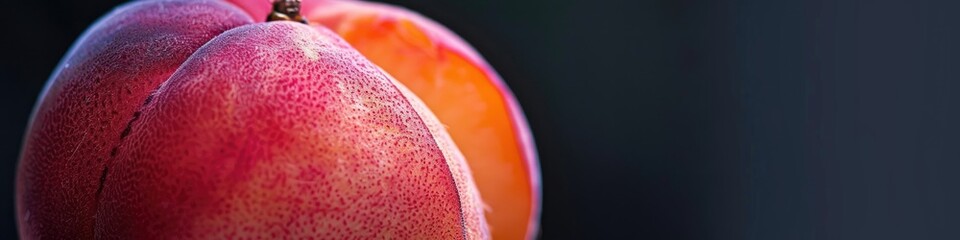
(91, 88, 160, 236)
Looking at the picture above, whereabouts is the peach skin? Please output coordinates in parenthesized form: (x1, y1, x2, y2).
(17, 0, 488, 239)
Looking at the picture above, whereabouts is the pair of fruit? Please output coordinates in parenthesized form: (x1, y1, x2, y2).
(16, 0, 539, 239)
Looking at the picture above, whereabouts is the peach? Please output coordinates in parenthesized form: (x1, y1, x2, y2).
(307, 2, 543, 239)
(226, 1, 543, 239)
(17, 0, 488, 238)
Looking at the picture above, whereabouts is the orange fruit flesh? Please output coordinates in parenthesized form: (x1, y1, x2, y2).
(309, 10, 536, 240)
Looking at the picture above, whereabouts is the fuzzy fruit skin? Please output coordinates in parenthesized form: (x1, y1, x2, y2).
(16, 0, 252, 238)
(96, 22, 486, 239)
(227, 1, 543, 239)
(17, 0, 487, 239)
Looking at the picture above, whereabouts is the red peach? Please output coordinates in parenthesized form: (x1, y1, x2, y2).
(17, 0, 488, 238)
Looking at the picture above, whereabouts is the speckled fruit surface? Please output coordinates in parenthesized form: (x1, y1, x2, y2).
(16, 0, 489, 239)
(227, 1, 543, 239)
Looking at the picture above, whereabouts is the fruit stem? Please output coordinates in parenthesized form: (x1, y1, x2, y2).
(267, 0, 307, 23)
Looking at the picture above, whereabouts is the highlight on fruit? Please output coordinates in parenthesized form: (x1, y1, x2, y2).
(16, 0, 539, 239)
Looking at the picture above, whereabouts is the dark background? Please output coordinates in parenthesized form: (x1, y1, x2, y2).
(4, 0, 960, 239)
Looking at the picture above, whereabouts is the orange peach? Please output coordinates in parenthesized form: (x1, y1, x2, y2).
(228, 0, 541, 238)
(305, 1, 543, 239)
